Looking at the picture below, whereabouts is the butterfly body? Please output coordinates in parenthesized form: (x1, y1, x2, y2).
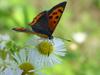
(13, 1, 67, 40)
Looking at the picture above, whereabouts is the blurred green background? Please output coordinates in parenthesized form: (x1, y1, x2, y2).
(0, 0, 100, 75)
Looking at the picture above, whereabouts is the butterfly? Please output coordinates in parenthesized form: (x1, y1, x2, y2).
(13, 1, 67, 40)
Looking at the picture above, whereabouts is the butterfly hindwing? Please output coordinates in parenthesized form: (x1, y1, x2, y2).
(29, 11, 51, 38)
(12, 27, 48, 38)
(12, 28, 31, 32)
(12, 11, 51, 38)
(48, 1, 67, 34)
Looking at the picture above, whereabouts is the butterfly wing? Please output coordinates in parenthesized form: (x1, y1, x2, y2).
(29, 11, 51, 38)
(48, 1, 67, 34)
(12, 28, 32, 33)
(28, 11, 45, 26)
(13, 2, 67, 39)
(12, 11, 50, 38)
(28, 2, 67, 38)
(12, 27, 48, 38)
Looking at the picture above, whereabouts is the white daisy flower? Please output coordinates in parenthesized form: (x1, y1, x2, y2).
(0, 54, 12, 70)
(0, 34, 10, 42)
(0, 34, 10, 50)
(0, 54, 22, 75)
(0, 67, 22, 75)
(11, 49, 42, 75)
(26, 36, 66, 67)
(0, 42, 6, 50)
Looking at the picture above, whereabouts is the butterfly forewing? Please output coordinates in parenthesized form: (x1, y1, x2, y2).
(48, 2, 67, 34)
(29, 11, 46, 26)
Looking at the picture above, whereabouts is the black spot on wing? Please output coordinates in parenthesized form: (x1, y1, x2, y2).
(53, 21, 56, 24)
(55, 16, 59, 19)
(58, 9, 63, 13)
(53, 12, 57, 15)
(49, 16, 53, 19)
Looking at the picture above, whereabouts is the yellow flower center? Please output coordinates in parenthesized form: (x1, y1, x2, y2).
(38, 41, 53, 56)
(19, 63, 35, 75)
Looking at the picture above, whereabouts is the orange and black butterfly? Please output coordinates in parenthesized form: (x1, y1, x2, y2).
(13, 1, 67, 40)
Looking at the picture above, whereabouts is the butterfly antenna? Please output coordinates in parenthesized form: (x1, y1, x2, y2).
(63, 38, 72, 42)
(54, 36, 72, 42)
